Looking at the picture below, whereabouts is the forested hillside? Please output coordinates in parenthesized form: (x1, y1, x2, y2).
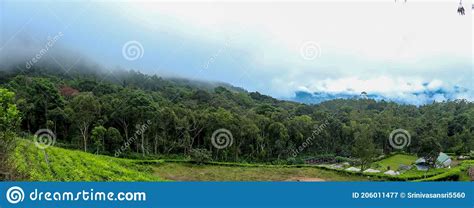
(1, 67, 473, 164)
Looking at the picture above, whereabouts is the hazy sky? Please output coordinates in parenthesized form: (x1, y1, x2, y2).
(0, 0, 472, 105)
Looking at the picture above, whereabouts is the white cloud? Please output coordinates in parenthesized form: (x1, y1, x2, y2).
(113, 1, 471, 103)
(288, 76, 473, 105)
(5, 1, 469, 105)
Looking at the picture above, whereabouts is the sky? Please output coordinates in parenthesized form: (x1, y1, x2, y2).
(0, 0, 472, 105)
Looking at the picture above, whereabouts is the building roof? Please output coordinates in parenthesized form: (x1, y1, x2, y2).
(437, 152, 450, 163)
(436, 152, 452, 167)
(415, 158, 426, 164)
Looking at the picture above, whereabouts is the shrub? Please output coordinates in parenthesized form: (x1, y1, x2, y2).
(415, 160, 474, 182)
(335, 156, 358, 164)
(189, 148, 212, 164)
(0, 88, 21, 180)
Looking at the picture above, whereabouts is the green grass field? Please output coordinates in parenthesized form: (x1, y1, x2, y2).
(10, 139, 163, 181)
(367, 154, 474, 181)
(9, 139, 472, 182)
(373, 154, 418, 171)
(10, 139, 367, 182)
(152, 162, 368, 181)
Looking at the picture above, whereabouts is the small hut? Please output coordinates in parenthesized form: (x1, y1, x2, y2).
(435, 152, 452, 168)
(415, 158, 429, 171)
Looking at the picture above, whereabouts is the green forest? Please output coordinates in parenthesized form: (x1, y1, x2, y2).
(0, 67, 473, 180)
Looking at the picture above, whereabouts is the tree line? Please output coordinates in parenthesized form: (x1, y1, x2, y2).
(1, 67, 473, 164)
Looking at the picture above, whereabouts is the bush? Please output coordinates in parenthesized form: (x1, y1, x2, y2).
(416, 160, 474, 182)
(335, 156, 358, 164)
(271, 159, 288, 165)
(286, 157, 305, 165)
(189, 148, 212, 164)
(0, 88, 21, 180)
(371, 163, 382, 169)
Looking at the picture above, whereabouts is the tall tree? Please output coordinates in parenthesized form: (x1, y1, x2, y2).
(70, 93, 100, 152)
(106, 127, 123, 154)
(91, 125, 107, 154)
(0, 88, 21, 179)
(268, 122, 289, 160)
(352, 124, 376, 171)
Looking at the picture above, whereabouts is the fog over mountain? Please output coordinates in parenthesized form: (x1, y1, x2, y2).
(1, 1, 472, 105)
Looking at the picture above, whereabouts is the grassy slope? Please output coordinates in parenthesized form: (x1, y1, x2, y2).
(10, 139, 471, 182)
(10, 139, 163, 181)
(152, 162, 369, 181)
(373, 154, 418, 171)
(416, 160, 474, 182)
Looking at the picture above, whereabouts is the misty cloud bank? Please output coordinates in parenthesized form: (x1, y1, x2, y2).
(1, 1, 471, 106)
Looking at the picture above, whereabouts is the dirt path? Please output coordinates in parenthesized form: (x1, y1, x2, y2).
(285, 177, 326, 182)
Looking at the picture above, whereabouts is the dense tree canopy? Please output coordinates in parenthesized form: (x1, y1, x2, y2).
(1, 67, 473, 164)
